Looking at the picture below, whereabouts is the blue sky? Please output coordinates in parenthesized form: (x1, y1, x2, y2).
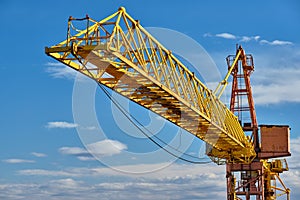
(1, 0, 300, 199)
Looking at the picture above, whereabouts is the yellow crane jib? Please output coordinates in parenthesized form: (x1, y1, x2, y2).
(45, 7, 256, 164)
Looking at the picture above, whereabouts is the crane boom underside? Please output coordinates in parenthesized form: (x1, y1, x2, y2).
(45, 7, 255, 163)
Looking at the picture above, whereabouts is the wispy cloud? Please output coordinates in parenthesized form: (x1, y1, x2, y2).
(205, 32, 251, 41)
(59, 147, 89, 157)
(45, 62, 94, 82)
(252, 46, 300, 105)
(253, 79, 300, 105)
(46, 122, 99, 130)
(18, 162, 224, 179)
(80, 126, 97, 131)
(260, 39, 293, 46)
(46, 63, 78, 80)
(59, 139, 127, 161)
(240, 35, 260, 42)
(77, 156, 97, 161)
(281, 137, 300, 198)
(14, 137, 300, 199)
(0, 175, 226, 200)
(209, 44, 300, 105)
(87, 140, 127, 157)
(49, 178, 82, 189)
(203, 32, 213, 37)
(46, 121, 78, 129)
(204, 32, 293, 46)
(46, 62, 66, 67)
(215, 32, 236, 39)
(2, 159, 35, 164)
(286, 137, 300, 169)
(18, 169, 74, 177)
(31, 152, 47, 157)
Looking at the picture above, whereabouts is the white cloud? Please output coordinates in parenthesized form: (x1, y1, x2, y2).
(18, 169, 75, 177)
(279, 137, 300, 199)
(46, 62, 66, 67)
(253, 81, 300, 105)
(59, 147, 88, 156)
(45, 62, 94, 82)
(240, 36, 251, 42)
(0, 183, 39, 199)
(16, 162, 211, 178)
(203, 32, 212, 37)
(259, 39, 293, 46)
(46, 63, 78, 80)
(88, 140, 127, 157)
(31, 152, 47, 157)
(59, 139, 127, 160)
(0, 176, 226, 200)
(206, 33, 293, 46)
(240, 35, 260, 42)
(46, 122, 98, 130)
(46, 121, 78, 129)
(49, 178, 82, 189)
(215, 32, 236, 39)
(209, 45, 300, 105)
(77, 156, 97, 161)
(18, 162, 224, 180)
(79, 126, 97, 131)
(14, 162, 226, 199)
(13, 137, 300, 200)
(285, 137, 300, 169)
(83, 126, 97, 130)
(2, 159, 35, 164)
(252, 66, 300, 105)
(254, 36, 260, 41)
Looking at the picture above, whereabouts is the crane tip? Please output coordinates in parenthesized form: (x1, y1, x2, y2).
(119, 7, 126, 12)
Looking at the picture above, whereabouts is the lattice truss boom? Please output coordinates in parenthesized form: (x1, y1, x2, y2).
(45, 7, 256, 163)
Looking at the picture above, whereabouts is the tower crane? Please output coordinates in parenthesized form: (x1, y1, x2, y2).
(45, 7, 291, 200)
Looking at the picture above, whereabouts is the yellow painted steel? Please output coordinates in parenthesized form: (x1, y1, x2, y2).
(263, 159, 290, 200)
(214, 49, 242, 99)
(45, 7, 256, 163)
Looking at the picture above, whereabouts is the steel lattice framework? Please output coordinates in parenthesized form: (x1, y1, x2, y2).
(45, 7, 255, 163)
